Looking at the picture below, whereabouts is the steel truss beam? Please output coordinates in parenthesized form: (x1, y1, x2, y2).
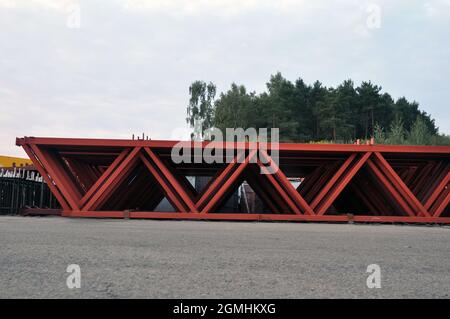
(16, 137, 450, 223)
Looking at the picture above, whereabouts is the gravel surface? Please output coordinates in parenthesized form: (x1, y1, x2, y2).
(0, 216, 448, 298)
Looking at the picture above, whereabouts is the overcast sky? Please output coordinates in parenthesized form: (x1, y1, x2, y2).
(1, 0, 449, 157)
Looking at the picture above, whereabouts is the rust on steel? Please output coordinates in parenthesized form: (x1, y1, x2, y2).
(16, 136, 450, 223)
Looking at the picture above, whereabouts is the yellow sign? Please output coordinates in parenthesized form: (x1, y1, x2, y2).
(0, 155, 33, 168)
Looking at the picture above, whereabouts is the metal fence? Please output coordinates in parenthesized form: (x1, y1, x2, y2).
(0, 168, 59, 215)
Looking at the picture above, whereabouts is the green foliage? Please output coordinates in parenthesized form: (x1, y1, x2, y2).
(431, 134, 450, 146)
(373, 123, 386, 144)
(355, 81, 383, 139)
(186, 81, 216, 138)
(408, 116, 432, 145)
(374, 117, 447, 146)
(387, 117, 406, 145)
(188, 73, 445, 145)
(213, 83, 253, 131)
(317, 80, 356, 141)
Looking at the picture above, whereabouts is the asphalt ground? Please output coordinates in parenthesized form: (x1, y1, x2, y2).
(0, 216, 448, 298)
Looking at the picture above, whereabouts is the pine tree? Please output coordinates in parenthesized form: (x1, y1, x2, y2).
(387, 117, 406, 145)
(374, 123, 386, 144)
(188, 73, 443, 145)
(408, 116, 431, 145)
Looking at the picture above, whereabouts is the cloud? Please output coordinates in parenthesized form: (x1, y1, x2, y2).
(0, 0, 449, 157)
(0, 0, 76, 11)
(121, 0, 307, 14)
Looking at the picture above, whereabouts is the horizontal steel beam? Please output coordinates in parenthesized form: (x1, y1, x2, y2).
(62, 211, 450, 223)
(16, 137, 450, 154)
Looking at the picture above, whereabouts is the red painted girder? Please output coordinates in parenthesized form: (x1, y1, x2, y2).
(139, 153, 190, 213)
(43, 148, 85, 202)
(82, 147, 141, 211)
(30, 145, 81, 210)
(373, 152, 430, 217)
(195, 152, 246, 211)
(425, 171, 450, 211)
(302, 163, 340, 203)
(411, 162, 436, 196)
(259, 150, 314, 215)
(63, 211, 450, 223)
(63, 158, 92, 193)
(201, 150, 257, 213)
(79, 148, 130, 207)
(257, 160, 302, 215)
(296, 165, 324, 195)
(431, 187, 450, 217)
(143, 147, 198, 213)
(16, 137, 450, 154)
(420, 162, 448, 202)
(21, 144, 71, 211)
(350, 176, 390, 214)
(245, 167, 284, 213)
(311, 153, 357, 210)
(316, 152, 372, 216)
(365, 159, 415, 216)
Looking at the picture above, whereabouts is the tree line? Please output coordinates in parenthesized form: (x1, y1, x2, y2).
(186, 72, 450, 145)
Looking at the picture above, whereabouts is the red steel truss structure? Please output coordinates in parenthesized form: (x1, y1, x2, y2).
(16, 137, 450, 223)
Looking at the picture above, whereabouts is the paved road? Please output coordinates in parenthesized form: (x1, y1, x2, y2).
(0, 216, 448, 298)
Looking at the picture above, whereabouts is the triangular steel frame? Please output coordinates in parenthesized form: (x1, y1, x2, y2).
(17, 137, 450, 223)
